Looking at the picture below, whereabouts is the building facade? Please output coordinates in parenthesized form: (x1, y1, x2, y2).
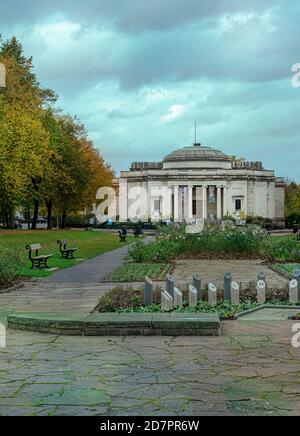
(119, 143, 285, 222)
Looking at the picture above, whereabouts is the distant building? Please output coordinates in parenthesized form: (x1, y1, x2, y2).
(119, 142, 285, 222)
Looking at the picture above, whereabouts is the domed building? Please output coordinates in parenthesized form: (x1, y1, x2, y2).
(119, 142, 285, 222)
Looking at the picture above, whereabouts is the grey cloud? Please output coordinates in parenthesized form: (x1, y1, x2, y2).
(0, 0, 281, 31)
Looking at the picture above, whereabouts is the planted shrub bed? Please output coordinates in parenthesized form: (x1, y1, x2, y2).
(272, 263, 300, 278)
(94, 286, 292, 320)
(0, 249, 23, 289)
(107, 263, 173, 282)
(128, 224, 300, 263)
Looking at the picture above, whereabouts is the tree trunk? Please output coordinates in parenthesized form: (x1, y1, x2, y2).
(7, 208, 14, 229)
(31, 200, 39, 230)
(27, 206, 30, 230)
(61, 211, 67, 229)
(46, 200, 53, 230)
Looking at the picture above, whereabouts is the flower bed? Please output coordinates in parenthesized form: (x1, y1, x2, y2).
(94, 286, 292, 320)
(107, 263, 173, 282)
(0, 249, 23, 289)
(129, 223, 299, 263)
(272, 263, 300, 278)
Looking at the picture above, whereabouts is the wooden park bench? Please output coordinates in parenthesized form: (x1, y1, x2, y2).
(133, 226, 143, 238)
(57, 240, 78, 259)
(119, 230, 127, 243)
(26, 244, 53, 270)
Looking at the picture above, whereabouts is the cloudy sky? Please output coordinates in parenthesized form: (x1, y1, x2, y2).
(1, 0, 300, 179)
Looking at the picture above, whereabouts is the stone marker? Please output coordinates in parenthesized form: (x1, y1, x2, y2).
(208, 283, 217, 306)
(293, 269, 300, 302)
(231, 281, 240, 305)
(258, 271, 266, 283)
(256, 280, 266, 304)
(189, 285, 198, 308)
(166, 274, 175, 299)
(289, 279, 298, 305)
(161, 291, 173, 312)
(224, 272, 232, 301)
(144, 276, 154, 306)
(174, 287, 183, 308)
(193, 273, 202, 301)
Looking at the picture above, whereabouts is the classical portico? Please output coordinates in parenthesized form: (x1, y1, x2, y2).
(166, 185, 227, 221)
(119, 142, 285, 223)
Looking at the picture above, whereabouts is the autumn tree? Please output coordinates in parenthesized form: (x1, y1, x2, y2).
(0, 35, 115, 229)
(0, 36, 53, 227)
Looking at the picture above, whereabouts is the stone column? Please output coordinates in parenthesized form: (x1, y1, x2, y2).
(223, 186, 229, 217)
(188, 185, 193, 221)
(202, 185, 207, 219)
(173, 186, 179, 222)
(217, 186, 222, 219)
(164, 186, 173, 220)
(118, 178, 128, 222)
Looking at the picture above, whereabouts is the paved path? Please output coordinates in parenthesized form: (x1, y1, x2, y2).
(0, 319, 299, 416)
(44, 245, 130, 284)
(43, 236, 153, 284)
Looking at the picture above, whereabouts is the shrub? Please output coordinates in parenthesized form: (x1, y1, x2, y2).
(262, 237, 300, 262)
(0, 249, 23, 286)
(130, 224, 267, 262)
(128, 239, 181, 263)
(94, 286, 291, 319)
(107, 263, 171, 282)
(94, 287, 161, 312)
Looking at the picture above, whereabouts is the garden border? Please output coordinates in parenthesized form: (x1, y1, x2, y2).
(234, 304, 300, 319)
(7, 312, 221, 336)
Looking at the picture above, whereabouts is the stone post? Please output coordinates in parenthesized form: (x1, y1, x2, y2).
(174, 288, 183, 308)
(256, 280, 266, 304)
(144, 276, 154, 307)
(224, 272, 232, 301)
(293, 269, 300, 302)
(189, 285, 198, 308)
(208, 283, 217, 306)
(161, 291, 173, 312)
(231, 281, 240, 305)
(258, 272, 266, 283)
(289, 279, 298, 305)
(166, 274, 175, 299)
(193, 273, 202, 301)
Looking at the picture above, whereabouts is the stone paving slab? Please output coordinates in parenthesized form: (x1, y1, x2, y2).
(0, 319, 300, 416)
(237, 307, 300, 321)
(7, 312, 221, 336)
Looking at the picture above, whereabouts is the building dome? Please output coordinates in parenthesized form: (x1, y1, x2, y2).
(163, 143, 232, 163)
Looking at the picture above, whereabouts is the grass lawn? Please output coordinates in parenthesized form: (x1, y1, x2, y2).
(0, 229, 133, 278)
(273, 263, 300, 278)
(107, 263, 173, 282)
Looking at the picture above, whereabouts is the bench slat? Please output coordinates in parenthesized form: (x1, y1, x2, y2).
(29, 244, 42, 251)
